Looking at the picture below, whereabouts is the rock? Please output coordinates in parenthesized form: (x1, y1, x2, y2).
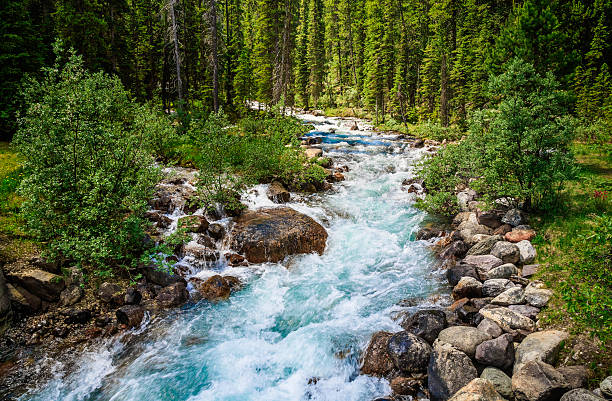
(491, 287, 525, 306)
(441, 240, 470, 260)
(143, 263, 186, 287)
(505, 229, 536, 243)
(60, 285, 83, 306)
(230, 207, 328, 264)
(417, 227, 442, 240)
(521, 264, 540, 278)
(490, 241, 521, 264)
(516, 240, 537, 264)
(524, 283, 553, 308)
(428, 340, 478, 401)
(305, 148, 323, 159)
(8, 269, 65, 302)
(450, 299, 483, 326)
(0, 271, 12, 330)
(557, 366, 589, 390)
(207, 223, 226, 240)
(156, 282, 188, 308)
(480, 307, 536, 332)
(477, 211, 503, 229)
(387, 331, 433, 373)
(448, 378, 505, 401)
(116, 305, 145, 328)
(463, 255, 503, 279)
(514, 330, 569, 374)
(508, 304, 540, 320)
(350, 123, 359, 131)
(390, 376, 423, 397)
(481, 367, 513, 399)
(458, 190, 477, 211)
(475, 333, 515, 370)
(447, 263, 480, 286)
(225, 253, 247, 266)
(196, 234, 216, 248)
(561, 389, 606, 401)
(502, 209, 524, 227)
(64, 308, 92, 324)
(454, 212, 473, 227)
(467, 236, 502, 256)
(484, 263, 518, 280)
(124, 287, 142, 305)
(182, 243, 219, 262)
(437, 326, 491, 358)
(493, 224, 513, 236)
(600, 376, 612, 399)
(98, 282, 122, 304)
(401, 309, 447, 344)
(458, 214, 492, 243)
(361, 331, 394, 377)
(482, 279, 515, 297)
(512, 360, 571, 401)
(195, 275, 231, 302)
(267, 181, 291, 203)
(178, 215, 209, 233)
(477, 318, 503, 338)
(453, 277, 483, 300)
(471, 297, 494, 310)
(6, 283, 41, 313)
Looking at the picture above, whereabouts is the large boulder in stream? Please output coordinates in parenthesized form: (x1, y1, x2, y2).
(229, 207, 328, 264)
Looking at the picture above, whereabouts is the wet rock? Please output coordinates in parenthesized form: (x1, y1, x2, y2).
(387, 331, 432, 373)
(490, 241, 520, 264)
(207, 223, 226, 240)
(561, 389, 606, 401)
(98, 282, 122, 304)
(230, 207, 328, 264)
(508, 304, 540, 320)
(521, 264, 540, 278)
(182, 243, 219, 262)
(453, 277, 483, 300)
(448, 378, 505, 401)
(390, 376, 424, 396)
(502, 209, 524, 227)
(514, 330, 569, 374)
(267, 181, 291, 203)
(557, 366, 589, 389)
(64, 309, 92, 324)
(178, 215, 209, 233)
(124, 287, 142, 305)
(484, 263, 518, 280)
(156, 282, 188, 307)
(477, 318, 503, 338)
(600, 376, 612, 399)
(225, 253, 247, 267)
(463, 255, 503, 279)
(416, 227, 442, 241)
(400, 309, 447, 344)
(437, 326, 491, 358)
(480, 307, 536, 332)
(60, 285, 83, 306)
(116, 305, 145, 328)
(475, 333, 515, 370)
(196, 275, 231, 302)
(491, 287, 525, 306)
(524, 282, 553, 308)
(482, 279, 515, 298)
(7, 283, 41, 313)
(7, 269, 65, 302)
(145, 210, 173, 229)
(447, 263, 480, 286)
(196, 234, 216, 248)
(149, 194, 173, 213)
(481, 367, 513, 399)
(512, 360, 570, 401)
(361, 331, 394, 377)
(413, 138, 424, 147)
(467, 236, 502, 256)
(477, 211, 503, 229)
(505, 228, 536, 243)
(143, 263, 186, 287)
(0, 273, 10, 330)
(428, 340, 478, 401)
(440, 240, 469, 260)
(516, 240, 537, 264)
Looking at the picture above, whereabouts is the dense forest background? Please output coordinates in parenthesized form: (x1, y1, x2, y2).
(1, 0, 611, 140)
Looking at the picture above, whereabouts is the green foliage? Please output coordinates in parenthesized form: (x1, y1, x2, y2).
(13, 46, 162, 269)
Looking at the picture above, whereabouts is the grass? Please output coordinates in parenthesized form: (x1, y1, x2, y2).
(530, 142, 612, 381)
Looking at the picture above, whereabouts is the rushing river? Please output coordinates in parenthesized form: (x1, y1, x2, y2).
(24, 114, 445, 401)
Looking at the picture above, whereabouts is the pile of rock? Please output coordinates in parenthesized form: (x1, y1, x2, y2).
(363, 202, 610, 400)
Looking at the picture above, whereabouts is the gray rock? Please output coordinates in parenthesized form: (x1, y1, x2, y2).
(481, 367, 513, 399)
(477, 318, 503, 338)
(480, 306, 536, 332)
(482, 279, 515, 297)
(400, 309, 447, 344)
(477, 211, 503, 229)
(143, 263, 187, 287)
(458, 213, 492, 244)
(448, 378, 505, 401)
(60, 285, 83, 306)
(463, 255, 503, 275)
(6, 283, 41, 313)
(467, 236, 502, 256)
(475, 333, 515, 370)
(207, 223, 226, 240)
(491, 287, 525, 306)
(458, 189, 477, 211)
(437, 326, 492, 358)
(428, 340, 478, 401)
(509, 304, 540, 320)
(387, 331, 433, 373)
(502, 209, 523, 227)
(558, 366, 589, 389)
(98, 282, 122, 303)
(512, 360, 571, 401)
(490, 241, 521, 264)
(514, 330, 569, 374)
(599, 376, 612, 399)
(516, 240, 537, 264)
(521, 264, 540, 278)
(0, 271, 12, 333)
(7, 269, 65, 302)
(453, 277, 483, 300)
(524, 283, 553, 308)
(485, 263, 518, 280)
(561, 389, 606, 401)
(447, 263, 480, 286)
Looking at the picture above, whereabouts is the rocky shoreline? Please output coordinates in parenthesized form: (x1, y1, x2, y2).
(360, 186, 611, 401)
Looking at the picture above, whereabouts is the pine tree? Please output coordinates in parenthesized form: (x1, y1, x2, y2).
(307, 0, 325, 107)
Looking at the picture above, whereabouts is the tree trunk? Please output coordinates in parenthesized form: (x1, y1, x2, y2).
(168, 0, 183, 103)
(210, 0, 219, 113)
(440, 52, 449, 127)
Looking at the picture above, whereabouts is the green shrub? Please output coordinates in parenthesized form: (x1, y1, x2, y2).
(412, 120, 463, 142)
(14, 46, 162, 269)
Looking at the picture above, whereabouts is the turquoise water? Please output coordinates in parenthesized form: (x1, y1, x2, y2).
(24, 115, 443, 401)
